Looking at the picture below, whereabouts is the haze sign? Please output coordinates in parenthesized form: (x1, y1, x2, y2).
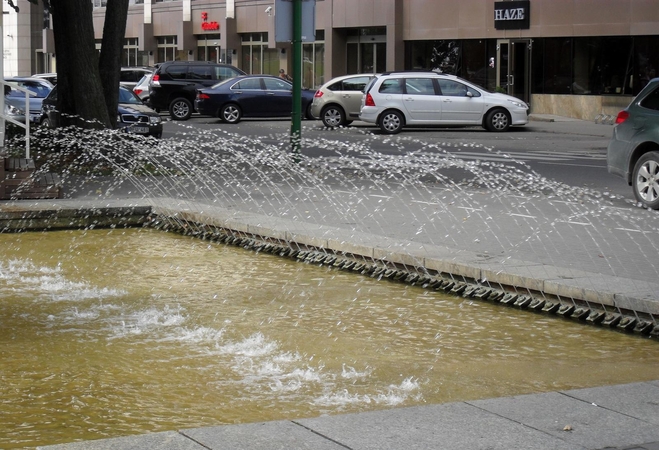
(494, 1, 530, 30)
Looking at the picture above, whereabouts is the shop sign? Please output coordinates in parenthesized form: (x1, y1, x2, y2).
(201, 11, 220, 31)
(494, 1, 530, 30)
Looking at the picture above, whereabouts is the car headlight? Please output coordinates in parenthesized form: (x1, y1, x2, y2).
(149, 116, 161, 124)
(507, 99, 527, 109)
(5, 104, 23, 116)
(117, 114, 122, 123)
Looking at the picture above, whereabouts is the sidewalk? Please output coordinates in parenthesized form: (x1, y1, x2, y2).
(40, 380, 659, 450)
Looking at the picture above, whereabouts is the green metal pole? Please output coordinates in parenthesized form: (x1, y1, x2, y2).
(290, 0, 302, 160)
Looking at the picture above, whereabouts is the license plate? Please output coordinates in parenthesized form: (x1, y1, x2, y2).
(131, 126, 149, 134)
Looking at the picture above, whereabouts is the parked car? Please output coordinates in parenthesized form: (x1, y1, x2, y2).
(41, 85, 163, 138)
(311, 73, 378, 127)
(4, 77, 54, 125)
(32, 72, 58, 85)
(194, 75, 315, 124)
(149, 61, 245, 120)
(133, 73, 152, 102)
(120, 66, 154, 91)
(607, 77, 659, 209)
(359, 71, 529, 134)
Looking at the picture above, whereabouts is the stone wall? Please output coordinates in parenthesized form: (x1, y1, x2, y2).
(531, 94, 633, 121)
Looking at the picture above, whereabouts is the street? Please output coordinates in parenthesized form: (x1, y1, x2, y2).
(159, 115, 626, 206)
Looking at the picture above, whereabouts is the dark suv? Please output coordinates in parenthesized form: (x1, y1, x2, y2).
(149, 61, 245, 120)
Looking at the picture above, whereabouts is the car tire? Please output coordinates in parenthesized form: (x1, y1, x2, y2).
(485, 108, 511, 132)
(40, 117, 51, 128)
(321, 105, 346, 127)
(379, 110, 404, 134)
(632, 151, 659, 209)
(220, 104, 242, 124)
(169, 97, 192, 121)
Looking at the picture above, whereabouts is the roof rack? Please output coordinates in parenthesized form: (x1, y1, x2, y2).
(380, 69, 442, 76)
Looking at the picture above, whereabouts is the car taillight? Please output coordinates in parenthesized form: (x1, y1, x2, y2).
(615, 110, 630, 124)
(314, 90, 323, 98)
(197, 93, 210, 100)
(134, 89, 143, 95)
(364, 93, 375, 107)
(151, 74, 160, 86)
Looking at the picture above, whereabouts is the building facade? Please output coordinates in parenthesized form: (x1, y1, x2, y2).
(7, 0, 659, 120)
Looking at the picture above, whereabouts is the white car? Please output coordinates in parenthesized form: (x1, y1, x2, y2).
(311, 73, 378, 127)
(360, 71, 529, 134)
(133, 73, 152, 102)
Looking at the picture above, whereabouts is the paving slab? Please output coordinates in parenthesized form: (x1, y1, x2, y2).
(562, 382, 659, 426)
(181, 420, 345, 450)
(296, 402, 583, 450)
(39, 431, 203, 450)
(468, 390, 659, 449)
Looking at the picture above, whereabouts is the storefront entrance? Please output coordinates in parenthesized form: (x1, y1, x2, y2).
(496, 39, 531, 103)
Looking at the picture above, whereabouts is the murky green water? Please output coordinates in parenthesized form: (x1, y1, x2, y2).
(1, 228, 658, 449)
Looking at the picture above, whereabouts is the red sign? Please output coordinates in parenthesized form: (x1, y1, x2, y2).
(201, 21, 220, 31)
(201, 11, 219, 31)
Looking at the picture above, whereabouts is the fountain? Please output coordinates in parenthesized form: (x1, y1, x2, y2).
(1, 122, 658, 448)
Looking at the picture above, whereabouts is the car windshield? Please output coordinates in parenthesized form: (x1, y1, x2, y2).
(6, 81, 51, 98)
(118, 88, 142, 104)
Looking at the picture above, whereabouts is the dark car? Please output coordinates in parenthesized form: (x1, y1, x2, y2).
(148, 61, 245, 121)
(4, 77, 54, 125)
(41, 85, 163, 138)
(194, 75, 315, 124)
(607, 77, 659, 209)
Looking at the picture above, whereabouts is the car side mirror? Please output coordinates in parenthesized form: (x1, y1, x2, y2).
(466, 91, 473, 98)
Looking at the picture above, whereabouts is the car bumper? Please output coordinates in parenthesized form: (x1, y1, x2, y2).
(607, 128, 632, 182)
(359, 106, 380, 124)
(510, 108, 529, 126)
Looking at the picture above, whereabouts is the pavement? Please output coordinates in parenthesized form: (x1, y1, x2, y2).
(3, 114, 659, 449)
(39, 380, 659, 450)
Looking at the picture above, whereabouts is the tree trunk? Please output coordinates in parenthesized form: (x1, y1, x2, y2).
(98, 0, 129, 128)
(50, 0, 110, 129)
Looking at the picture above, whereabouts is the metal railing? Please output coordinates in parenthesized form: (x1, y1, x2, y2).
(0, 80, 36, 159)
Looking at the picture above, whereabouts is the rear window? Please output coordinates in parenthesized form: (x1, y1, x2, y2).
(378, 79, 403, 94)
(640, 86, 659, 111)
(216, 66, 243, 80)
(233, 78, 262, 90)
(165, 65, 188, 79)
(342, 76, 372, 92)
(189, 66, 214, 80)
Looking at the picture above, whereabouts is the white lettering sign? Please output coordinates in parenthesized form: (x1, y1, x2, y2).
(495, 8, 525, 21)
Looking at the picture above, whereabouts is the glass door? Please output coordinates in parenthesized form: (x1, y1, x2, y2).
(496, 39, 531, 103)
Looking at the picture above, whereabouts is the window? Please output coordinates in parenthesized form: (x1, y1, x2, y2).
(233, 78, 261, 90)
(216, 66, 242, 81)
(157, 36, 180, 63)
(437, 79, 471, 97)
(263, 78, 291, 91)
(189, 66, 213, 80)
(405, 78, 436, 95)
(379, 79, 403, 94)
(165, 65, 188, 79)
(640, 87, 659, 111)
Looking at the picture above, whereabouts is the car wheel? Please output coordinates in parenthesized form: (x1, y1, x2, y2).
(40, 117, 51, 128)
(632, 151, 659, 209)
(220, 104, 242, 124)
(169, 97, 192, 121)
(304, 103, 315, 120)
(379, 110, 404, 134)
(321, 105, 345, 127)
(485, 108, 511, 132)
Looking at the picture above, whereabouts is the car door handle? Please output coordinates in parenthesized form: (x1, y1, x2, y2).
(267, 92, 275, 96)
(443, 99, 452, 103)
